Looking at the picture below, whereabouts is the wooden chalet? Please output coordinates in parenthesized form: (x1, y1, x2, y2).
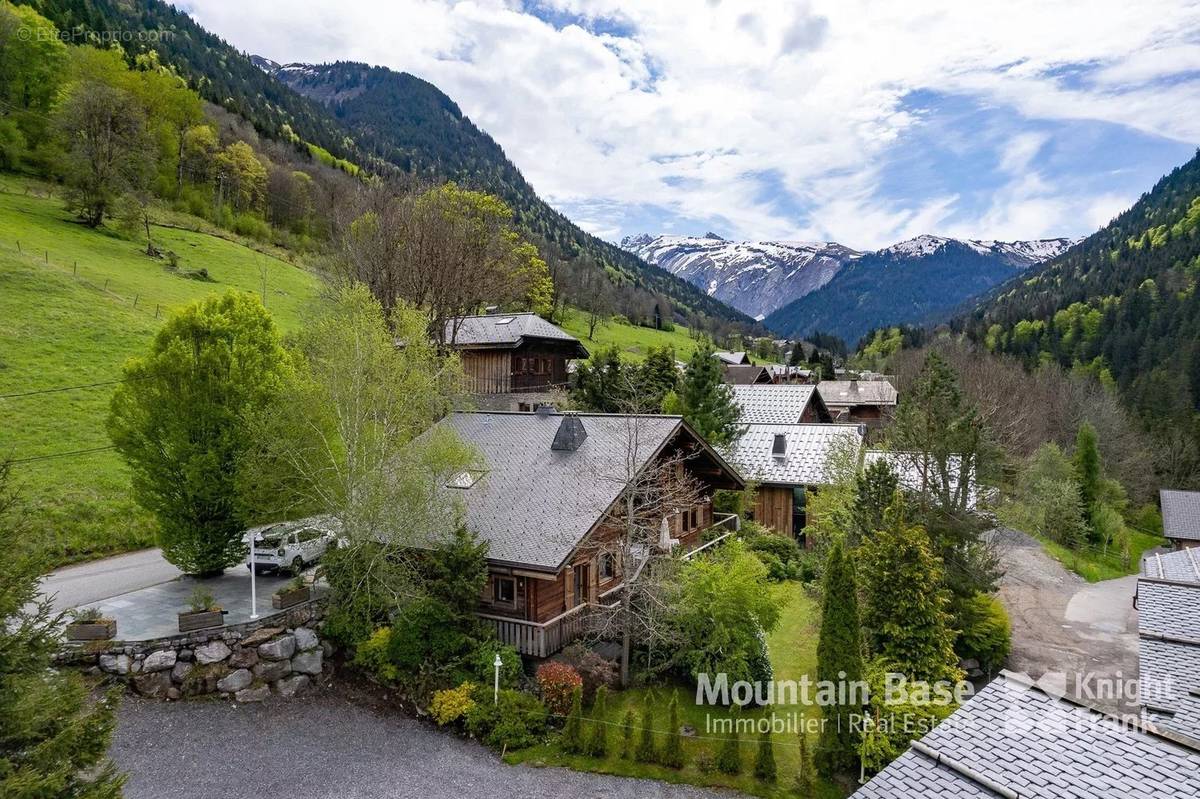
(445, 313, 588, 410)
(723, 364, 774, 385)
(714, 350, 752, 365)
(731, 383, 832, 424)
(816, 379, 898, 426)
(1161, 489, 1200, 550)
(432, 409, 744, 657)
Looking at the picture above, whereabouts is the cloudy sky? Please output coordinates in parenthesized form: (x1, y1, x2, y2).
(185, 0, 1200, 249)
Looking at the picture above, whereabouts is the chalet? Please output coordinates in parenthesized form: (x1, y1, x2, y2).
(816, 379, 898, 426)
(852, 671, 1200, 798)
(445, 313, 588, 411)
(431, 409, 743, 657)
(731, 384, 833, 424)
(722, 364, 773, 385)
(767, 365, 813, 384)
(1135, 571, 1200, 746)
(1160, 489, 1200, 550)
(714, 350, 752, 365)
(723, 423, 864, 544)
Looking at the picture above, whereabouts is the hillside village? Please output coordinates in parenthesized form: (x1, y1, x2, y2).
(4, 2, 1200, 799)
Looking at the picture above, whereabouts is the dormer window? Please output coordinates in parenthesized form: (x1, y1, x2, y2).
(494, 317, 515, 325)
(772, 433, 787, 458)
(446, 470, 484, 489)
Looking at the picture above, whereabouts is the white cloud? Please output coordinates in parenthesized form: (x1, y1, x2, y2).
(184, 0, 1200, 247)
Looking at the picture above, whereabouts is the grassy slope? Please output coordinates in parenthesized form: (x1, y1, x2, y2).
(1031, 528, 1164, 583)
(0, 177, 320, 566)
(557, 308, 706, 362)
(509, 582, 842, 798)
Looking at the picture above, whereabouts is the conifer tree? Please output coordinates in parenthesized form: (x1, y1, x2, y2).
(661, 693, 684, 768)
(562, 686, 584, 754)
(753, 726, 776, 783)
(716, 708, 742, 774)
(0, 461, 126, 797)
(586, 686, 608, 757)
(635, 708, 657, 763)
(663, 344, 742, 446)
(620, 709, 635, 759)
(814, 540, 864, 777)
(850, 459, 899, 544)
(1073, 421, 1102, 533)
(794, 734, 813, 796)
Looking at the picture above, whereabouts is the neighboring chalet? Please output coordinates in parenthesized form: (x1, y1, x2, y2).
(432, 409, 743, 657)
(767, 365, 813, 384)
(816, 379, 898, 426)
(723, 423, 864, 544)
(1137, 557, 1200, 746)
(722, 364, 773, 385)
(446, 313, 588, 411)
(852, 671, 1200, 798)
(1160, 489, 1200, 549)
(714, 350, 752, 365)
(731, 384, 832, 424)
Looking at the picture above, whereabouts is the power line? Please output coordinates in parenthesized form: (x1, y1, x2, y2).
(9, 445, 116, 465)
(0, 375, 150, 401)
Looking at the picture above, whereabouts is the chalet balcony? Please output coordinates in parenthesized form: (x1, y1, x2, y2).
(477, 601, 613, 658)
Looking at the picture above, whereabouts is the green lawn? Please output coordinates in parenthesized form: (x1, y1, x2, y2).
(0, 176, 321, 566)
(557, 308, 707, 362)
(509, 582, 844, 798)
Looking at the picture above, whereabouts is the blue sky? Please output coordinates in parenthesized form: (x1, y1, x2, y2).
(188, 0, 1200, 249)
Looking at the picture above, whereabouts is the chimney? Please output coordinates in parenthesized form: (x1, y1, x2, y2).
(535, 403, 557, 416)
(850, 379, 859, 392)
(551, 414, 587, 451)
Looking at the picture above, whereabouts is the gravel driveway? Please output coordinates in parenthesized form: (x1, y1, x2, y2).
(992, 527, 1139, 712)
(111, 685, 740, 799)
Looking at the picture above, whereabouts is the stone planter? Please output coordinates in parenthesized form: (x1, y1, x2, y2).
(65, 619, 116, 641)
(178, 609, 225, 633)
(271, 586, 310, 610)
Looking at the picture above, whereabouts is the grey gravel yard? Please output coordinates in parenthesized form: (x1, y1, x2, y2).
(111, 686, 741, 799)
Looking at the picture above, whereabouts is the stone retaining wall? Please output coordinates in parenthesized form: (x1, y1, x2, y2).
(57, 600, 334, 703)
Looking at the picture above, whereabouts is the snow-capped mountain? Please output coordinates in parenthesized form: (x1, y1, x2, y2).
(624, 231, 1077, 325)
(620, 233, 861, 320)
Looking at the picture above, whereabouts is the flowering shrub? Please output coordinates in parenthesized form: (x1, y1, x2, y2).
(352, 627, 398, 683)
(536, 661, 583, 716)
(430, 681, 477, 726)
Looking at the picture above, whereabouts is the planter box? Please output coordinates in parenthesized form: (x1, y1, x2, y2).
(272, 586, 310, 610)
(178, 610, 225, 633)
(65, 619, 116, 640)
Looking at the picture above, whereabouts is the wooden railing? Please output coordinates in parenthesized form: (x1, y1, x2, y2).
(683, 512, 740, 560)
(477, 601, 599, 658)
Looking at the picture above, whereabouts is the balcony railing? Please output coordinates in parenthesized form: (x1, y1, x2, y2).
(477, 601, 601, 658)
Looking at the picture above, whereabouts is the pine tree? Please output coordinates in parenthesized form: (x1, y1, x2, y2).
(586, 686, 608, 757)
(0, 461, 125, 797)
(753, 726, 776, 783)
(635, 708, 657, 763)
(562, 686, 584, 754)
(716, 707, 742, 774)
(663, 344, 742, 446)
(620, 709, 635, 759)
(858, 499, 961, 684)
(1073, 421, 1102, 534)
(638, 345, 680, 412)
(814, 540, 864, 778)
(850, 459, 899, 544)
(661, 693, 684, 769)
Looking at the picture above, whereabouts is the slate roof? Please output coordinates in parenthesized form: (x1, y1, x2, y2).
(722, 424, 863, 486)
(713, 350, 751, 365)
(1138, 577, 1200, 744)
(731, 384, 821, 424)
(817, 379, 898, 407)
(445, 313, 588, 356)
(431, 411, 741, 570)
(853, 672, 1200, 799)
(863, 449, 977, 510)
(1161, 489, 1200, 541)
(1142, 548, 1200, 583)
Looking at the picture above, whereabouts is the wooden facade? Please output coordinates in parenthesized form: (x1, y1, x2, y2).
(460, 341, 576, 395)
(749, 483, 818, 546)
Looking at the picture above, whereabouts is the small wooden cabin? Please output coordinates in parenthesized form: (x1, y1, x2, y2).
(445, 313, 588, 396)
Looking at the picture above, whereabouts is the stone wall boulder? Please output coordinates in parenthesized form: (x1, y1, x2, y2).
(294, 627, 319, 652)
(253, 659, 291, 682)
(216, 668, 253, 693)
(142, 649, 177, 673)
(258, 634, 296, 661)
(291, 649, 323, 676)
(194, 641, 232, 665)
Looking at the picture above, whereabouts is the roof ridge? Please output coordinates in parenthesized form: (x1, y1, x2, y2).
(908, 740, 1017, 799)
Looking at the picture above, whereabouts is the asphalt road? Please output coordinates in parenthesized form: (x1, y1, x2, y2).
(111, 686, 738, 799)
(38, 548, 179, 614)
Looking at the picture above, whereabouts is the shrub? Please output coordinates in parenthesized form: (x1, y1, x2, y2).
(660, 694, 684, 769)
(747, 621, 774, 690)
(586, 686, 608, 757)
(464, 641, 522, 689)
(620, 709, 635, 759)
(387, 597, 476, 674)
(351, 627, 398, 683)
(716, 723, 741, 774)
(232, 212, 271, 241)
(952, 593, 1012, 673)
(560, 643, 618, 702)
(430, 682, 476, 726)
(635, 709, 657, 764)
(694, 750, 715, 773)
(754, 728, 776, 782)
(464, 687, 548, 751)
(537, 661, 583, 716)
(561, 686, 584, 754)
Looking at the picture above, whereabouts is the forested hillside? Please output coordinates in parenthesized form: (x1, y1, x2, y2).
(963, 149, 1200, 484)
(16, 0, 750, 329)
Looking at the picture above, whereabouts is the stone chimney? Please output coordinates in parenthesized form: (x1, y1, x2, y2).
(551, 414, 587, 451)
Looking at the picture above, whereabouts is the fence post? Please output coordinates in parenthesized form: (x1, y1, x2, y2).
(155, 305, 160, 318)
(44, 250, 48, 263)
(103, 278, 109, 291)
(133, 294, 139, 308)
(15, 240, 19, 253)
(73, 261, 77, 275)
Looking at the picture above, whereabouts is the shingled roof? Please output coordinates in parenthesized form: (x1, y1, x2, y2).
(853, 672, 1200, 799)
(1142, 548, 1200, 583)
(731, 384, 828, 424)
(1161, 489, 1200, 541)
(1138, 577, 1200, 744)
(722, 423, 863, 486)
(431, 411, 742, 570)
(444, 313, 588, 357)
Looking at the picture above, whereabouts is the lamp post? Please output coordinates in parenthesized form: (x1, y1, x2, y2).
(493, 653, 502, 705)
(249, 533, 259, 621)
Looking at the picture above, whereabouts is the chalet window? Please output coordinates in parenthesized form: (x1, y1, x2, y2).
(493, 577, 515, 604)
(681, 509, 691, 533)
(690, 508, 699, 529)
(600, 552, 615, 580)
